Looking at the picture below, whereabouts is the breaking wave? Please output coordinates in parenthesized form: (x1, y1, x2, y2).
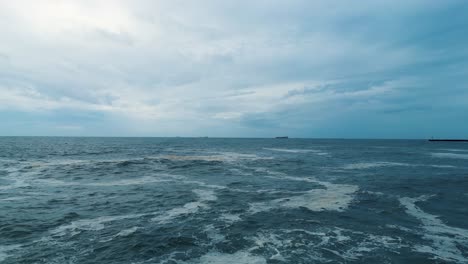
(399, 195, 468, 263)
(152, 189, 217, 223)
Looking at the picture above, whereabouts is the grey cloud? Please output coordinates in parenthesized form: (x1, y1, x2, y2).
(0, 1, 467, 137)
(90, 29, 134, 46)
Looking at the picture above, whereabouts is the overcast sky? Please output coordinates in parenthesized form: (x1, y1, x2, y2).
(0, 0, 467, 138)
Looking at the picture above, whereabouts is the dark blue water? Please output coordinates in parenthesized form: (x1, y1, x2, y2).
(0, 137, 467, 263)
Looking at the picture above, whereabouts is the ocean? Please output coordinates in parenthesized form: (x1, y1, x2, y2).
(0, 137, 467, 263)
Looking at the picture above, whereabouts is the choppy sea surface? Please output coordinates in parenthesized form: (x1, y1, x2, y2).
(0, 137, 467, 264)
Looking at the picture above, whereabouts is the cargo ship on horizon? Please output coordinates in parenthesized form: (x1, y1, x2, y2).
(428, 138, 468, 142)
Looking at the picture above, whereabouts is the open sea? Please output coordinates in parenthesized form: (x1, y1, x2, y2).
(0, 137, 467, 263)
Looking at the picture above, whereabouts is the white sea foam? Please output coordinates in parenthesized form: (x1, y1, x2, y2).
(228, 168, 249, 175)
(7, 158, 158, 173)
(0, 244, 21, 262)
(187, 250, 267, 264)
(219, 213, 242, 224)
(159, 152, 273, 163)
(51, 213, 146, 237)
(264, 148, 329, 155)
(0, 170, 40, 190)
(203, 224, 226, 244)
(40, 159, 89, 166)
(0, 163, 77, 190)
(252, 227, 405, 262)
(361, 190, 385, 196)
(431, 152, 468, 160)
(399, 195, 468, 263)
(263, 148, 314, 153)
(152, 189, 217, 223)
(115, 226, 139, 237)
(338, 234, 404, 260)
(0, 196, 28, 201)
(216, 152, 274, 162)
(33, 174, 177, 187)
(14, 159, 89, 169)
(343, 162, 411, 169)
(43, 158, 152, 167)
(386, 224, 413, 233)
(343, 162, 456, 170)
(265, 174, 320, 183)
(182, 180, 226, 190)
(87, 176, 172, 186)
(439, 148, 468, 153)
(249, 178, 358, 213)
(33, 178, 76, 186)
(193, 189, 217, 201)
(253, 167, 287, 176)
(152, 202, 207, 224)
(430, 165, 457, 168)
(99, 226, 140, 243)
(248, 232, 288, 261)
(160, 155, 226, 162)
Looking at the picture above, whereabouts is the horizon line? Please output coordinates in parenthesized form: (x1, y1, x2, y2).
(0, 135, 455, 140)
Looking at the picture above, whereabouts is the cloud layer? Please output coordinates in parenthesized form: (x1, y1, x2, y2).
(1, 1, 467, 137)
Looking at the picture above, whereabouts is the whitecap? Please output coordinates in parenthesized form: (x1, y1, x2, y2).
(343, 162, 411, 169)
(152, 202, 207, 224)
(186, 250, 267, 264)
(361, 190, 385, 196)
(248, 232, 288, 261)
(100, 226, 140, 243)
(399, 195, 468, 262)
(219, 213, 242, 224)
(115, 226, 139, 237)
(215, 152, 274, 162)
(430, 165, 457, 168)
(87, 176, 172, 186)
(51, 213, 146, 237)
(253, 227, 404, 262)
(385, 224, 413, 233)
(249, 178, 358, 213)
(339, 234, 404, 260)
(0, 196, 27, 201)
(152, 189, 217, 223)
(431, 152, 468, 160)
(264, 148, 328, 155)
(159, 152, 273, 163)
(193, 189, 217, 201)
(159, 155, 226, 162)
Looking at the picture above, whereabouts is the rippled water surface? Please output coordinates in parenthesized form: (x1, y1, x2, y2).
(1, 137, 467, 263)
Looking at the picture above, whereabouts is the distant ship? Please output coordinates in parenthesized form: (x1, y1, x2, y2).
(428, 139, 468, 142)
(275, 136, 288, 139)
